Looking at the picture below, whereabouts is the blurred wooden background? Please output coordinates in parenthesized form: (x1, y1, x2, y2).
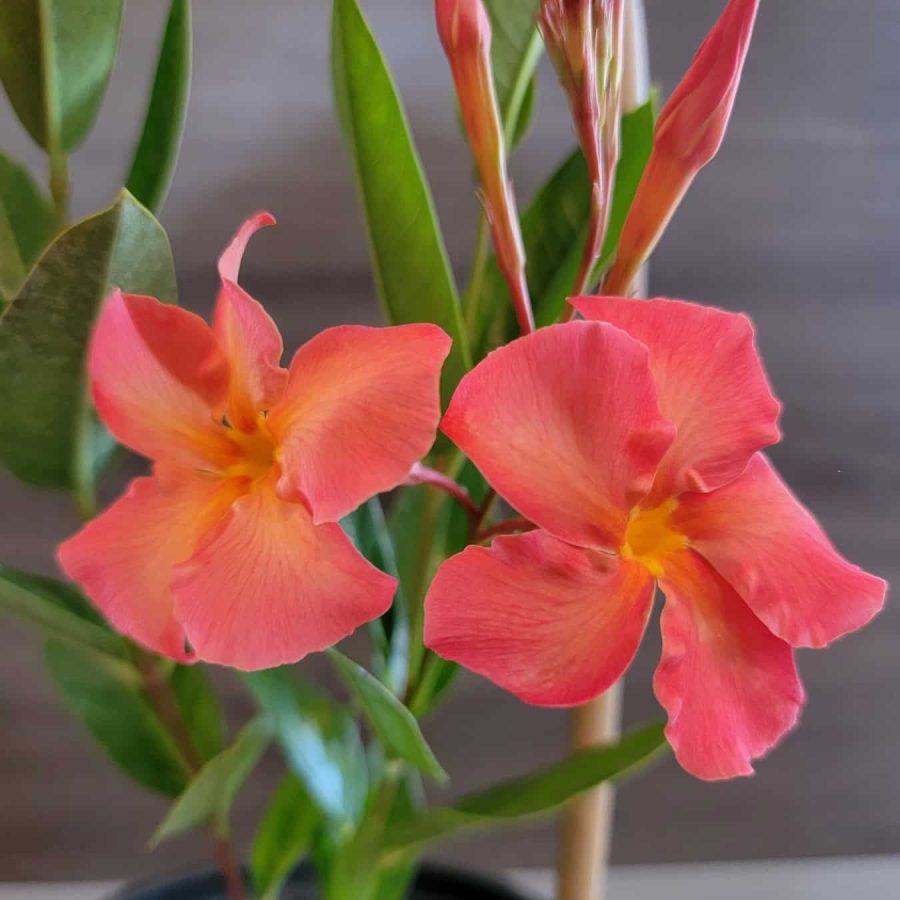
(1, 0, 898, 882)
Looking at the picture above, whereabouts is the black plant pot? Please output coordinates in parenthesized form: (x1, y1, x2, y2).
(111, 862, 537, 900)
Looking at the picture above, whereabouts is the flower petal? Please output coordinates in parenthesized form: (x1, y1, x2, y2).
(441, 322, 675, 551)
(172, 482, 397, 669)
(213, 213, 287, 432)
(266, 324, 451, 523)
(424, 529, 655, 706)
(655, 549, 804, 780)
(90, 289, 233, 467)
(572, 296, 781, 499)
(673, 453, 886, 648)
(57, 471, 240, 661)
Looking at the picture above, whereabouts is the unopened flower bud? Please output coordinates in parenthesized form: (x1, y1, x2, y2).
(604, 0, 759, 295)
(436, 0, 534, 334)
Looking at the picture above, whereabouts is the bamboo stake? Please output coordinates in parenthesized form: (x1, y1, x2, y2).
(557, 4, 649, 899)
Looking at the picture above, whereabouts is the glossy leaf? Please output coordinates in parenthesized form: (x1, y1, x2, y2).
(0, 151, 54, 297)
(45, 639, 189, 796)
(473, 100, 655, 356)
(245, 669, 369, 829)
(0, 0, 124, 151)
(483, 0, 542, 146)
(329, 650, 447, 782)
(0, 566, 122, 656)
(385, 722, 666, 852)
(0, 190, 176, 492)
(151, 719, 271, 845)
(252, 775, 319, 900)
(169, 664, 224, 762)
(125, 0, 192, 213)
(331, 0, 470, 402)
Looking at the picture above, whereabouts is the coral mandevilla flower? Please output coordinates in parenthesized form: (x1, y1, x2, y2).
(59, 213, 451, 670)
(424, 297, 886, 780)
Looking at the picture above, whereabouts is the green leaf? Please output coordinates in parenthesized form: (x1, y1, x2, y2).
(169, 664, 224, 762)
(0, 151, 55, 299)
(0, 190, 176, 493)
(342, 498, 409, 696)
(152, 719, 271, 845)
(385, 722, 667, 853)
(0, 0, 124, 152)
(329, 651, 446, 783)
(45, 639, 189, 796)
(252, 775, 319, 900)
(125, 0, 192, 213)
(483, 0, 542, 147)
(474, 100, 655, 356)
(0, 566, 123, 655)
(330, 0, 470, 403)
(510, 74, 538, 149)
(245, 669, 369, 829)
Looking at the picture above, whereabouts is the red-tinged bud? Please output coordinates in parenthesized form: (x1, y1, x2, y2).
(436, 0, 534, 335)
(540, 0, 624, 307)
(604, 0, 759, 295)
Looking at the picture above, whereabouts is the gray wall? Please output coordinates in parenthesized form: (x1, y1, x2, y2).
(2, 0, 899, 881)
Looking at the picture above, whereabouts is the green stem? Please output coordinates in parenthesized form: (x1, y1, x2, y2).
(48, 149, 69, 231)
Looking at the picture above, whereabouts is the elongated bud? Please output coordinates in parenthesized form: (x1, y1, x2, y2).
(604, 0, 759, 295)
(436, 0, 535, 335)
(539, 0, 624, 305)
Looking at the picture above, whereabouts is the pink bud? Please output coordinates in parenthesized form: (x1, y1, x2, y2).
(436, 0, 534, 334)
(604, 0, 759, 295)
(655, 0, 759, 167)
(539, 0, 624, 304)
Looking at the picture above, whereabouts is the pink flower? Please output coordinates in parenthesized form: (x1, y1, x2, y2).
(604, 0, 759, 294)
(59, 214, 451, 670)
(424, 297, 885, 779)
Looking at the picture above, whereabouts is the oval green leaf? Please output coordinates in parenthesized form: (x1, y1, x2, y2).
(0, 566, 123, 656)
(45, 639, 190, 796)
(331, 0, 471, 403)
(151, 719, 271, 846)
(0, 151, 55, 298)
(0, 190, 176, 493)
(125, 0, 192, 213)
(0, 0, 124, 152)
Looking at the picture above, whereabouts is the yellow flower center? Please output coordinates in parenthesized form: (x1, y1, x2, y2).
(223, 413, 278, 481)
(621, 499, 687, 577)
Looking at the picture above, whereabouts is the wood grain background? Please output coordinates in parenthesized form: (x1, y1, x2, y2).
(1, 0, 898, 882)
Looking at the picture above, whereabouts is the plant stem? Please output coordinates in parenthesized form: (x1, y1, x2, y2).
(557, 681, 624, 900)
(133, 650, 246, 900)
(473, 516, 534, 544)
(406, 464, 480, 521)
(48, 149, 70, 231)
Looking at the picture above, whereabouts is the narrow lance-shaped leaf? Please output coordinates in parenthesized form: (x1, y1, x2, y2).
(45, 639, 190, 796)
(329, 650, 447, 783)
(483, 0, 542, 147)
(384, 722, 667, 853)
(331, 0, 471, 403)
(151, 719, 271, 846)
(0, 566, 123, 656)
(473, 99, 654, 357)
(125, 0, 192, 213)
(0, 191, 176, 494)
(0, 0, 124, 151)
(245, 669, 369, 829)
(0, 151, 55, 298)
(252, 776, 319, 900)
